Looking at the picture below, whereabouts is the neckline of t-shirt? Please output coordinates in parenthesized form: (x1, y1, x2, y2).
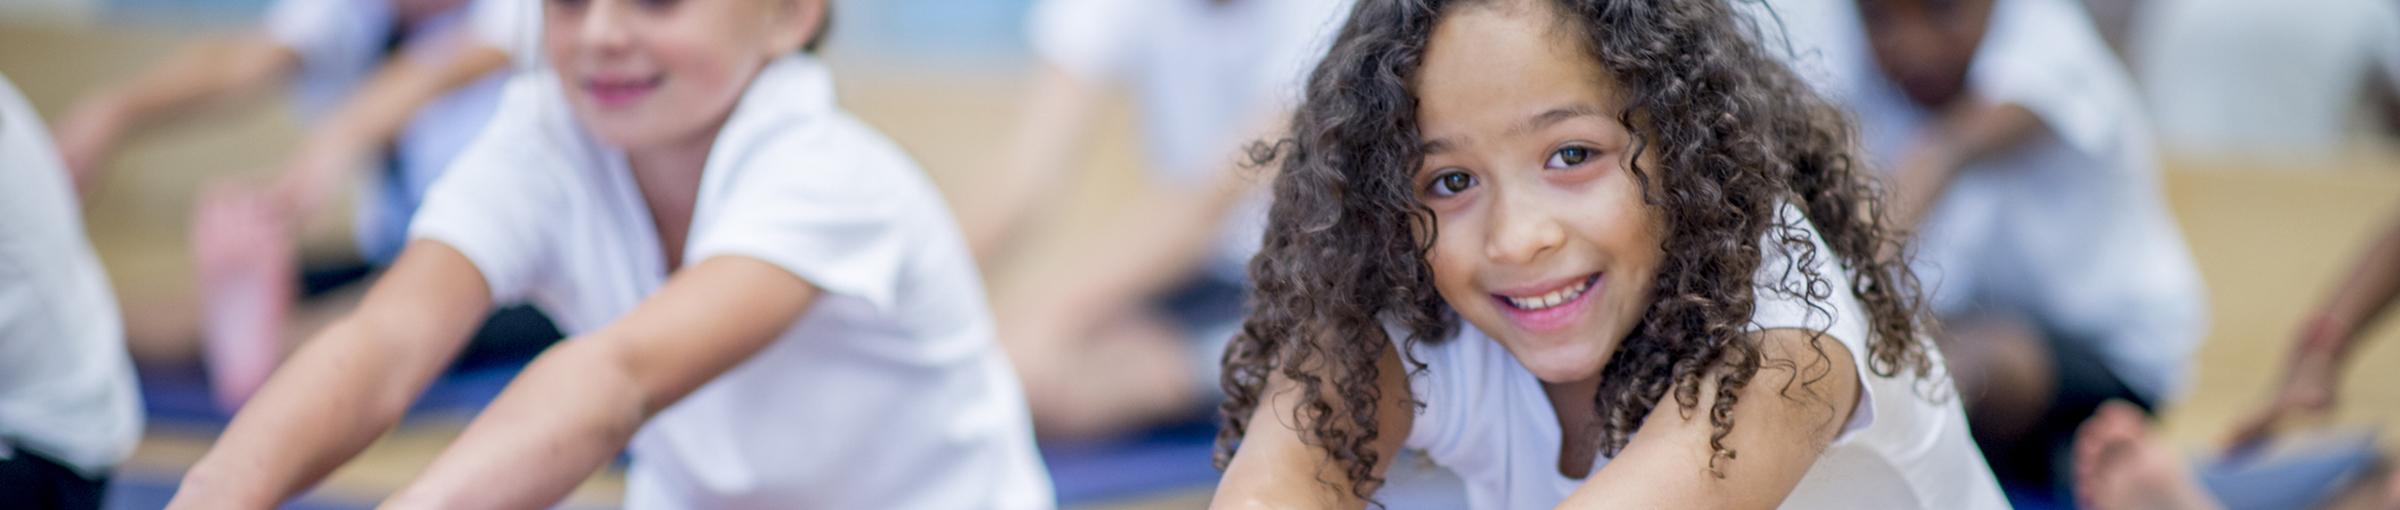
(595, 149, 688, 281)
(1509, 343, 1603, 490)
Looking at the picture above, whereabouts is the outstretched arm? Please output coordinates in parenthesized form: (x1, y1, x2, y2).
(53, 34, 300, 189)
(1559, 329, 1863, 509)
(270, 31, 511, 214)
(168, 240, 495, 509)
(957, 63, 1104, 262)
(380, 255, 821, 509)
(1885, 99, 2042, 232)
(2227, 207, 2400, 448)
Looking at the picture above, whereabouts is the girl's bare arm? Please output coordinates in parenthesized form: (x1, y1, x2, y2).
(1559, 329, 1863, 510)
(381, 255, 821, 509)
(1212, 345, 1414, 510)
(168, 240, 495, 509)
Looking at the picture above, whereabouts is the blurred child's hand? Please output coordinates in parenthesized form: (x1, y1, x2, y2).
(51, 98, 128, 196)
(266, 137, 367, 216)
(1887, 137, 1964, 231)
(2223, 313, 2347, 453)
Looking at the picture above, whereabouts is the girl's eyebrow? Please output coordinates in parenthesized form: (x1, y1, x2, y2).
(1421, 103, 1612, 156)
(1520, 104, 1611, 134)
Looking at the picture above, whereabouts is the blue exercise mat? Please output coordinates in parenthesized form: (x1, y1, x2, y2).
(1039, 418, 1224, 507)
(137, 360, 525, 431)
(2201, 429, 2383, 510)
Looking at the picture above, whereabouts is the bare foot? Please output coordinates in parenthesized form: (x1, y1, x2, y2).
(2073, 401, 2224, 510)
(193, 184, 299, 411)
(2384, 468, 2398, 509)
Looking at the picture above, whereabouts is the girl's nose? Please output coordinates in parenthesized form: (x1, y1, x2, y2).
(576, 0, 635, 55)
(1483, 192, 1566, 266)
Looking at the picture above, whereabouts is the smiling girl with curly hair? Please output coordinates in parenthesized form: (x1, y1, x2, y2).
(1209, 0, 2008, 507)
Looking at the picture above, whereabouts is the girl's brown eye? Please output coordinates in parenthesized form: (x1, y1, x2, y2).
(1545, 146, 1592, 169)
(1426, 171, 1476, 197)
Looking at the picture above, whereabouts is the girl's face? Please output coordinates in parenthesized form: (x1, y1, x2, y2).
(392, 0, 473, 24)
(1858, 0, 1993, 108)
(544, 0, 821, 150)
(1412, 2, 1666, 387)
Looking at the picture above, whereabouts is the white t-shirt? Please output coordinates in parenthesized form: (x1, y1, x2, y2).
(469, 0, 544, 71)
(1764, 0, 2208, 404)
(0, 74, 144, 478)
(2134, 0, 2400, 162)
(410, 55, 1053, 509)
(1398, 205, 2006, 510)
(265, 0, 526, 263)
(1027, 0, 1351, 281)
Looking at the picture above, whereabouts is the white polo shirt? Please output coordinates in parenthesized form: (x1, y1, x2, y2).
(0, 74, 144, 478)
(410, 55, 1053, 509)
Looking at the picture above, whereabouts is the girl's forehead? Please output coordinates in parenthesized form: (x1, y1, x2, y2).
(1412, 6, 1624, 144)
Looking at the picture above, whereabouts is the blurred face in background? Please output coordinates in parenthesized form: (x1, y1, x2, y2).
(543, 0, 823, 151)
(392, 0, 474, 23)
(1858, 0, 1994, 108)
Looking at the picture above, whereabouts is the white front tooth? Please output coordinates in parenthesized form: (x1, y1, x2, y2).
(1540, 293, 1559, 308)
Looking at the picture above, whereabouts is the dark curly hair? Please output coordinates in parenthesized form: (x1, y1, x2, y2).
(1215, 0, 1939, 501)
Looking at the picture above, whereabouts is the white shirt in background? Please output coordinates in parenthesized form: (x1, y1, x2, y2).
(0, 74, 144, 478)
(1399, 205, 2007, 510)
(1764, 0, 2208, 405)
(2134, 0, 2400, 163)
(469, 0, 544, 72)
(1027, 0, 1352, 281)
(265, 0, 528, 263)
(410, 55, 1053, 509)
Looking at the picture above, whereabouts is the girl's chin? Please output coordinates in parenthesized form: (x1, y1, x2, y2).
(1501, 337, 1614, 385)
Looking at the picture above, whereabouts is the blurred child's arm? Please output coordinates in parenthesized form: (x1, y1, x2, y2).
(381, 255, 821, 509)
(168, 240, 495, 509)
(1559, 329, 1862, 510)
(271, 32, 511, 214)
(1212, 345, 1414, 510)
(959, 63, 1104, 262)
(1055, 153, 1266, 313)
(52, 34, 300, 186)
(1887, 100, 2041, 230)
(2227, 207, 2400, 447)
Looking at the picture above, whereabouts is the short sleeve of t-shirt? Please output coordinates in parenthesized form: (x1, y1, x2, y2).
(407, 75, 563, 304)
(264, 0, 395, 79)
(1027, 0, 1147, 83)
(469, 0, 543, 70)
(1396, 325, 1465, 456)
(1747, 205, 1881, 445)
(1967, 0, 2119, 158)
(683, 125, 912, 312)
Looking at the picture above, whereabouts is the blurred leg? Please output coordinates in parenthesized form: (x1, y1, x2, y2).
(1937, 311, 2057, 449)
(191, 184, 297, 411)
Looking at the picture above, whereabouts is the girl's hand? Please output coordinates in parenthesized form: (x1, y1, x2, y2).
(52, 97, 129, 196)
(2223, 313, 2348, 453)
(267, 135, 370, 216)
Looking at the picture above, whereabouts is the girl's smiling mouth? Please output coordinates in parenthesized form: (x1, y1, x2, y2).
(1491, 272, 1603, 332)
(583, 74, 665, 109)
